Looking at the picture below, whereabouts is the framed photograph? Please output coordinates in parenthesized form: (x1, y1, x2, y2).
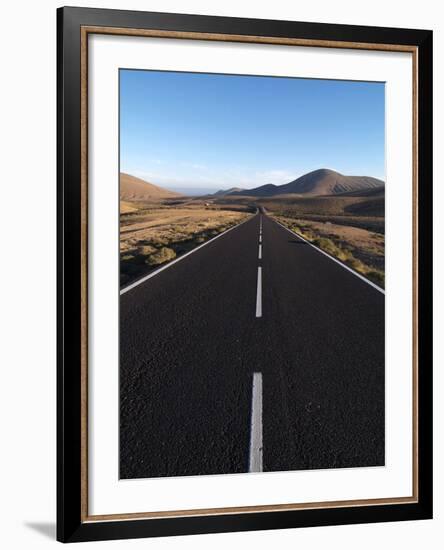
(57, 6, 433, 542)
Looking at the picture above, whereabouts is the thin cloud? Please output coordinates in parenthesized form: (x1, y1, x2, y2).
(128, 166, 304, 190)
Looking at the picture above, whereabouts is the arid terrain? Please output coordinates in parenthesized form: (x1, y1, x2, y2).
(120, 169, 385, 288)
(120, 172, 182, 201)
(120, 173, 252, 285)
(211, 169, 385, 287)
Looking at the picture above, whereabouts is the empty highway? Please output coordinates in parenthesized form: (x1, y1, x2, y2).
(120, 212, 385, 479)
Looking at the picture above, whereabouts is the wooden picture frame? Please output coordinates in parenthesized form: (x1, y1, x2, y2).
(57, 6, 433, 542)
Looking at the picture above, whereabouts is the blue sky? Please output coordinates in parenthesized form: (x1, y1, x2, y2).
(120, 70, 385, 194)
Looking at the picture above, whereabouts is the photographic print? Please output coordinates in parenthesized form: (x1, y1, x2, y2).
(58, 8, 432, 541)
(119, 70, 385, 479)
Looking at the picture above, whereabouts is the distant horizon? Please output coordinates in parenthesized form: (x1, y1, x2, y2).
(120, 70, 385, 190)
(123, 166, 385, 197)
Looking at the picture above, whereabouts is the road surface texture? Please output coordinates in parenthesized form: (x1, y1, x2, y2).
(120, 212, 384, 479)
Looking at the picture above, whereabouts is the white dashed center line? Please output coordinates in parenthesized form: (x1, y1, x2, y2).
(255, 267, 262, 318)
(250, 218, 264, 472)
(249, 372, 263, 472)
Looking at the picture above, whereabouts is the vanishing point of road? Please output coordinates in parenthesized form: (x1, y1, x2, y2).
(120, 211, 385, 479)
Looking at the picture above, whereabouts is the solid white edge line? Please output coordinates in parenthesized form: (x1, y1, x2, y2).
(258, 244, 262, 260)
(249, 372, 263, 473)
(272, 218, 385, 295)
(120, 214, 255, 295)
(255, 266, 262, 317)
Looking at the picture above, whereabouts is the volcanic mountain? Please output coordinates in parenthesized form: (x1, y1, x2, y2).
(120, 172, 182, 201)
(230, 169, 384, 197)
(213, 187, 246, 196)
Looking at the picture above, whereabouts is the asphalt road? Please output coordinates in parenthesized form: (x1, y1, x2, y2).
(120, 212, 385, 479)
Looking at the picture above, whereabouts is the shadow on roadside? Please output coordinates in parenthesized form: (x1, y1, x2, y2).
(288, 239, 308, 244)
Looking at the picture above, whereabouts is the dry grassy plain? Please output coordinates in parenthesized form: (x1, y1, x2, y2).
(215, 193, 384, 231)
(119, 172, 385, 288)
(120, 202, 251, 285)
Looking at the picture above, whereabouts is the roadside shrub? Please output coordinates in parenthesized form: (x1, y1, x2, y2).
(292, 225, 316, 242)
(313, 237, 337, 254)
(137, 245, 157, 256)
(367, 270, 385, 287)
(303, 230, 316, 241)
(145, 247, 176, 266)
(336, 249, 352, 262)
(121, 254, 135, 262)
(346, 257, 366, 272)
(313, 237, 355, 262)
(152, 236, 170, 246)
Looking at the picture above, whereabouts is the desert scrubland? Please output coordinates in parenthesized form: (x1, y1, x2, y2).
(119, 173, 252, 285)
(120, 169, 385, 288)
